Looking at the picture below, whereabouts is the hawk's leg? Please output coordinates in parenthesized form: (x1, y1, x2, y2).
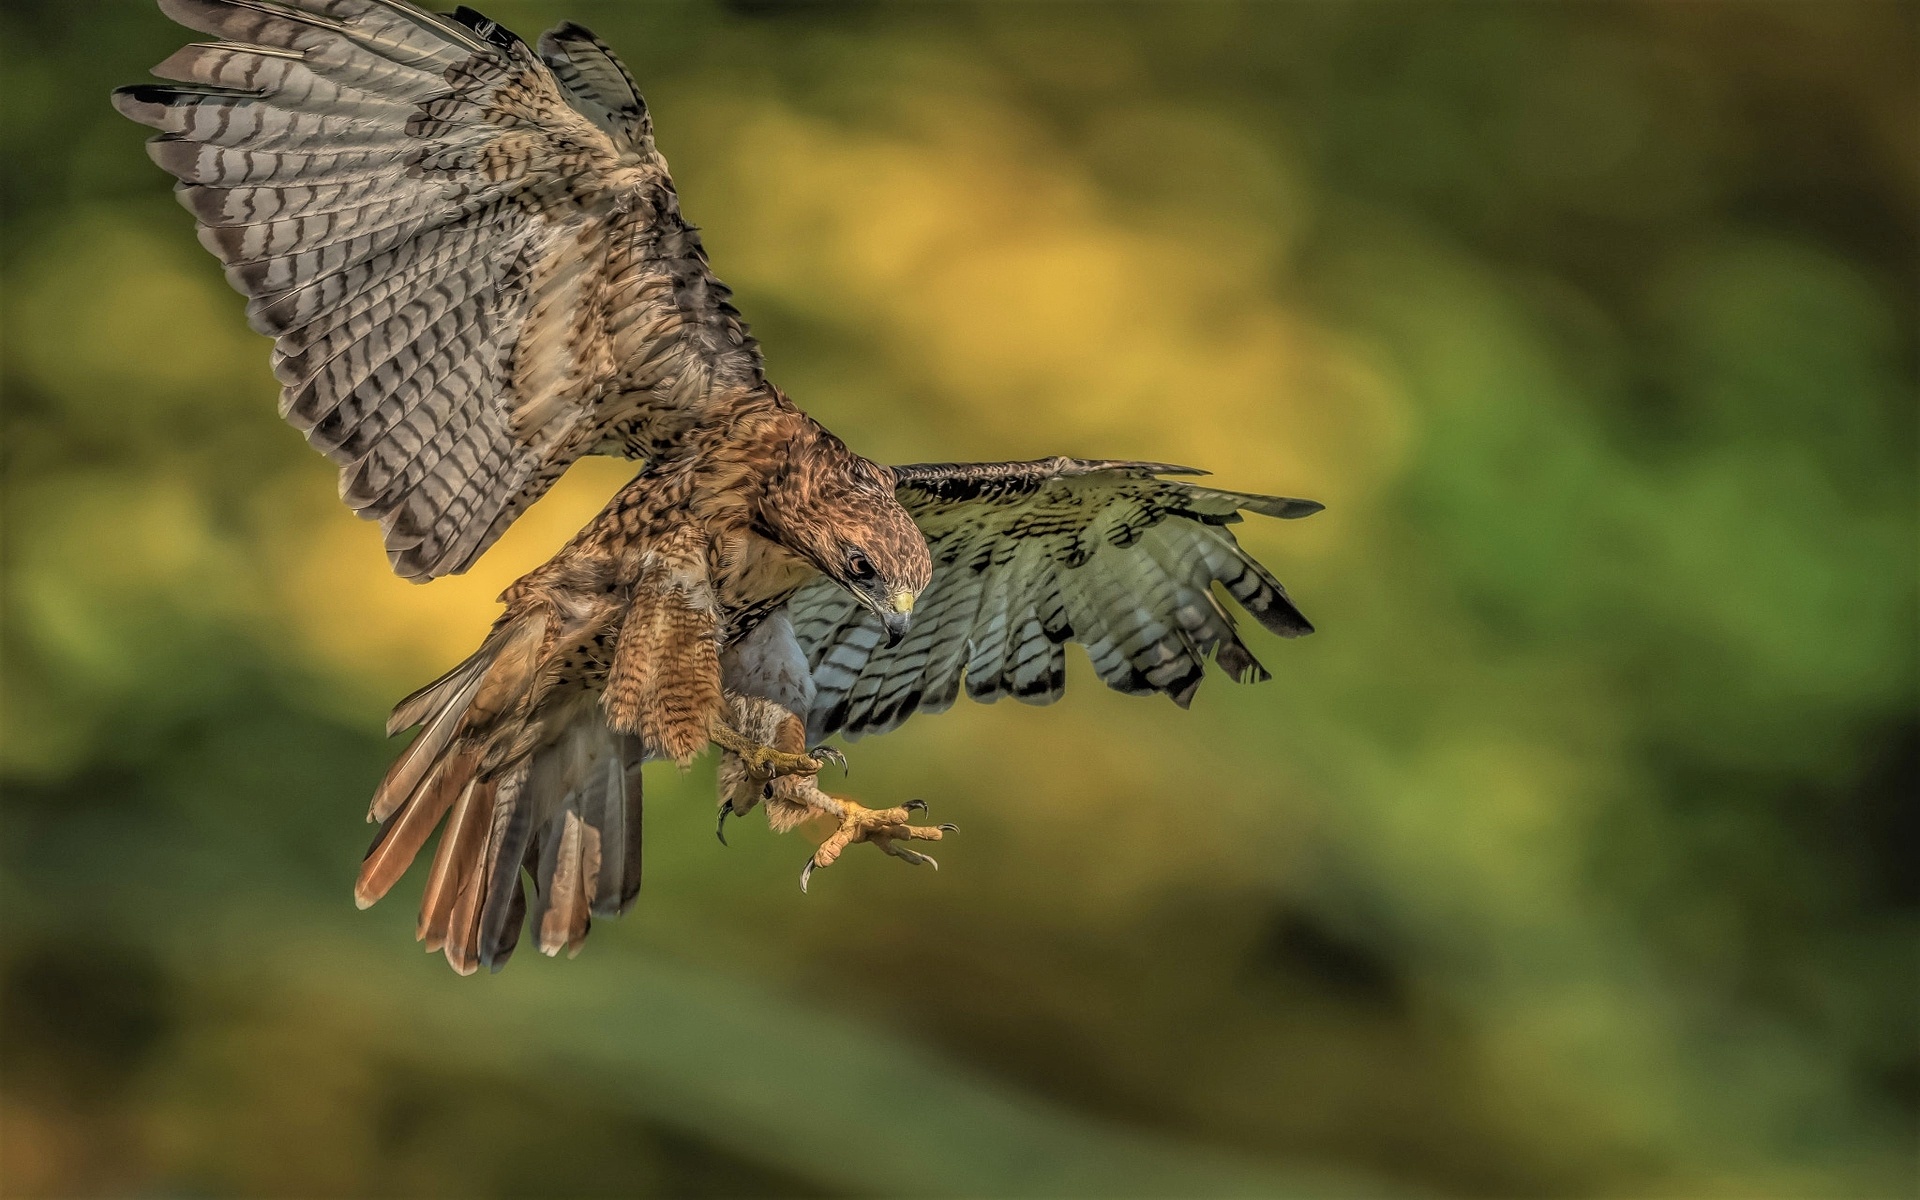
(798, 795, 956, 892)
(711, 694, 849, 845)
(710, 694, 954, 879)
(708, 720, 844, 785)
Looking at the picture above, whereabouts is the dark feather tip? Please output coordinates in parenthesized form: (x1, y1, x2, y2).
(451, 5, 521, 49)
(111, 84, 178, 124)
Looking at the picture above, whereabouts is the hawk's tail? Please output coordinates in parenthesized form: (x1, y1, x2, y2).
(355, 613, 644, 974)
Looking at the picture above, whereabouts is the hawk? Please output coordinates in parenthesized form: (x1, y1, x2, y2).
(116, 0, 1323, 973)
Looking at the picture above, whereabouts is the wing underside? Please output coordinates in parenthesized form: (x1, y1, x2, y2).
(790, 457, 1321, 743)
(115, 0, 763, 579)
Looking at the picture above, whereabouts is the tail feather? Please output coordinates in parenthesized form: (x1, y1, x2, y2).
(438, 803, 491, 976)
(477, 767, 539, 972)
(371, 616, 542, 821)
(355, 747, 469, 909)
(368, 672, 479, 823)
(359, 610, 645, 974)
(532, 809, 597, 956)
(591, 742, 645, 916)
(387, 628, 501, 735)
(416, 774, 494, 958)
(436, 762, 537, 976)
(522, 716, 644, 956)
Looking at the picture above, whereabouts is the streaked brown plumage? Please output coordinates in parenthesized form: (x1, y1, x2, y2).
(118, 0, 1324, 973)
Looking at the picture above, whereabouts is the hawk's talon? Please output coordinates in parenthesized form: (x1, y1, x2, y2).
(938, 823, 958, 833)
(808, 745, 848, 772)
(881, 842, 939, 870)
(797, 798, 956, 889)
(716, 802, 734, 846)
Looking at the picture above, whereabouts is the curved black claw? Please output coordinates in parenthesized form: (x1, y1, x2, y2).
(903, 798, 929, 815)
(800, 857, 817, 894)
(808, 745, 848, 773)
(716, 802, 734, 846)
(939, 823, 959, 833)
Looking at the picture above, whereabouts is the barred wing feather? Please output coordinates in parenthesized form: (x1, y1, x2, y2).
(792, 458, 1321, 743)
(114, 0, 763, 580)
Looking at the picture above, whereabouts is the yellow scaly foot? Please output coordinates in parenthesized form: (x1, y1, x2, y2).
(800, 798, 956, 892)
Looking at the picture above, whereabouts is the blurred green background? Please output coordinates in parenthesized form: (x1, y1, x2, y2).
(2, 1, 1914, 1196)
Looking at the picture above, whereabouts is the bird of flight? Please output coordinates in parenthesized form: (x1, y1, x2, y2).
(116, 0, 1322, 974)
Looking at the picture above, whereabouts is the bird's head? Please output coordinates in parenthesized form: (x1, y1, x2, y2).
(767, 433, 931, 647)
(819, 506, 931, 647)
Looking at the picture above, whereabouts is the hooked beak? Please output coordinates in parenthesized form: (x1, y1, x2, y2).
(881, 590, 914, 647)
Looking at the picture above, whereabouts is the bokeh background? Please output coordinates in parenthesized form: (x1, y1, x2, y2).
(2, 1, 1914, 1196)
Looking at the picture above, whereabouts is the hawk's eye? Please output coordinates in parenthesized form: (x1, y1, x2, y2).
(846, 552, 875, 582)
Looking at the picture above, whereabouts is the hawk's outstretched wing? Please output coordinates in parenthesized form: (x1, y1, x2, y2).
(115, 0, 762, 580)
(790, 458, 1321, 743)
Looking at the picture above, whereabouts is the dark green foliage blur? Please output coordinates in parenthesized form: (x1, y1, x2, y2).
(2, 1, 1913, 1196)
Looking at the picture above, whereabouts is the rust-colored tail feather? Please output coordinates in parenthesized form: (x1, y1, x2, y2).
(538, 812, 596, 956)
(359, 608, 645, 975)
(417, 774, 497, 965)
(355, 748, 472, 910)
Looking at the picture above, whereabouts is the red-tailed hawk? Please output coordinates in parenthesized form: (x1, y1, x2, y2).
(116, 0, 1322, 973)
